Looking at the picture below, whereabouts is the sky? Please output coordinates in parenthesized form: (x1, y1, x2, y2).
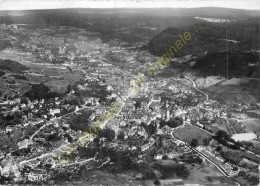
(0, 0, 259, 10)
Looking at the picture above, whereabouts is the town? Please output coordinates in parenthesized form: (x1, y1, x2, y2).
(0, 10, 260, 186)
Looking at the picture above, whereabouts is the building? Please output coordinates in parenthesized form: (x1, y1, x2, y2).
(160, 179, 184, 186)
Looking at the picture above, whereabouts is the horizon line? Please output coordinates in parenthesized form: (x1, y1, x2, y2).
(1, 6, 260, 11)
(0, 0, 259, 11)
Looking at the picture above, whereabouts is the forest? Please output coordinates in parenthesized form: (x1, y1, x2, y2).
(147, 18, 260, 57)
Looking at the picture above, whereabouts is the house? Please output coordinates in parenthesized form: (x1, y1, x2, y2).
(155, 154, 163, 160)
(160, 179, 184, 186)
(102, 63, 112, 67)
(194, 122, 203, 128)
(141, 142, 155, 152)
(5, 126, 13, 133)
(140, 143, 151, 152)
(50, 108, 60, 116)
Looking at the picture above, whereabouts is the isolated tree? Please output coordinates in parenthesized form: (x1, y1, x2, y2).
(215, 130, 229, 142)
(215, 146, 222, 152)
(203, 138, 211, 146)
(154, 179, 161, 185)
(67, 84, 73, 93)
(190, 138, 199, 147)
(162, 155, 169, 160)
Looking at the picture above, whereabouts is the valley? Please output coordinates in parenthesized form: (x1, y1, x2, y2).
(0, 7, 259, 186)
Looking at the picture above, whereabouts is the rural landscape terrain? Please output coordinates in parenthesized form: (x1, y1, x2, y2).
(0, 7, 260, 186)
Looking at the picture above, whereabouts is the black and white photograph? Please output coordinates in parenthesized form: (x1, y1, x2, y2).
(0, 0, 259, 185)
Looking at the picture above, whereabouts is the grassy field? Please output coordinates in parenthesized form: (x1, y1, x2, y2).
(240, 119, 260, 135)
(173, 124, 212, 145)
(25, 63, 84, 94)
(204, 83, 260, 104)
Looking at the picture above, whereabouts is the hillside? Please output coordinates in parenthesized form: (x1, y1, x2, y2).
(147, 18, 260, 57)
(0, 9, 199, 45)
(1, 8, 260, 45)
(0, 59, 28, 73)
(192, 51, 260, 78)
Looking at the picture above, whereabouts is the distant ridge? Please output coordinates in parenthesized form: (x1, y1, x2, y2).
(0, 7, 260, 17)
(147, 18, 260, 57)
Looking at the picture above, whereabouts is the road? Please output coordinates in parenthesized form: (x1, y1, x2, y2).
(169, 123, 244, 186)
(170, 122, 230, 177)
(184, 75, 209, 101)
(29, 103, 95, 142)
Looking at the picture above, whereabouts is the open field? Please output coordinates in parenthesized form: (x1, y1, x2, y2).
(204, 83, 260, 104)
(186, 163, 224, 184)
(239, 119, 260, 135)
(173, 124, 212, 145)
(0, 50, 35, 62)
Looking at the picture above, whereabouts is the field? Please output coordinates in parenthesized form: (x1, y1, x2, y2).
(0, 50, 35, 62)
(185, 161, 235, 185)
(173, 124, 212, 145)
(27, 64, 84, 94)
(239, 119, 260, 135)
(220, 145, 260, 164)
(204, 83, 260, 104)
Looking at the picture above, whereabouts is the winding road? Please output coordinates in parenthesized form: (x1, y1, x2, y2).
(169, 122, 230, 177)
(169, 123, 243, 186)
(184, 75, 209, 101)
